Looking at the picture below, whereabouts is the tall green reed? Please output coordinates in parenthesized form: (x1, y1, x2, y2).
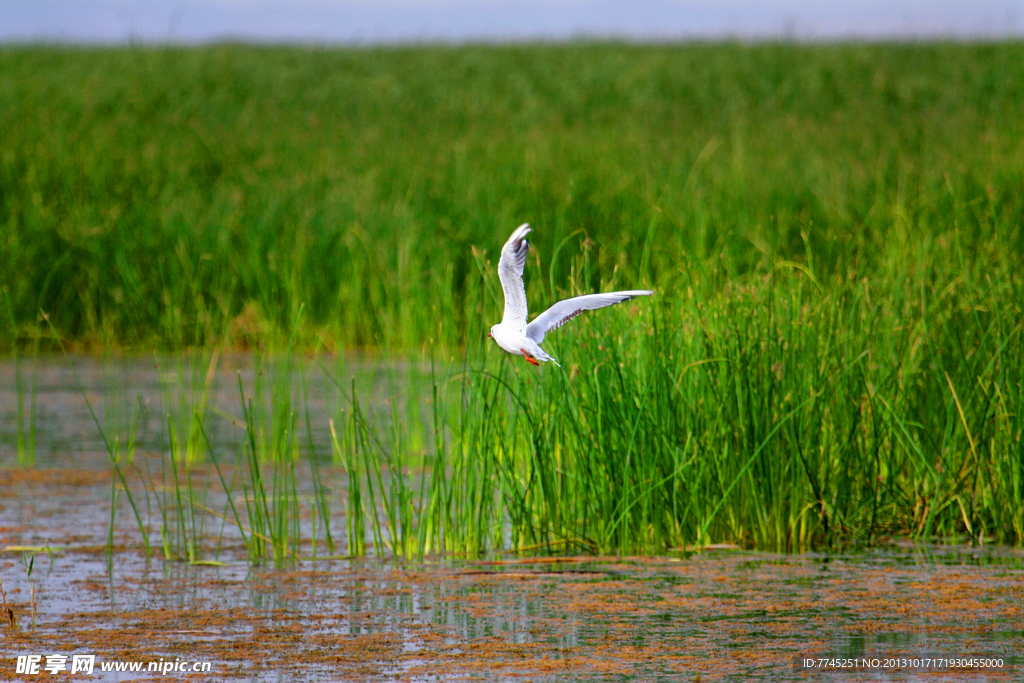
(39, 317, 152, 555)
(143, 348, 341, 564)
(324, 364, 432, 559)
(333, 223, 1021, 556)
(73, 363, 150, 556)
(3, 43, 1022, 353)
(3, 288, 39, 465)
(68, 270, 1020, 561)
(150, 349, 222, 561)
(219, 311, 333, 563)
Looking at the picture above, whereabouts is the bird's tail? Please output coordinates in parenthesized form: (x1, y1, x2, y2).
(534, 347, 560, 367)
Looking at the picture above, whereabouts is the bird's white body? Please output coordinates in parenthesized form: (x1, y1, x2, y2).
(487, 223, 652, 366)
(489, 320, 556, 364)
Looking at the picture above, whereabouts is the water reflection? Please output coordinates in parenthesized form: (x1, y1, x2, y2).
(0, 355, 422, 468)
(2, 537, 1022, 680)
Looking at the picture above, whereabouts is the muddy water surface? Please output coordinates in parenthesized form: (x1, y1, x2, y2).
(1, 359, 1022, 681)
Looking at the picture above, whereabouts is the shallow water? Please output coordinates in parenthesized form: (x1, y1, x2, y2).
(1, 358, 1022, 681)
(0, 354, 411, 469)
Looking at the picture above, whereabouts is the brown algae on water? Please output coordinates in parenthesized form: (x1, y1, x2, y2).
(1, 469, 1022, 682)
(2, 551, 1021, 681)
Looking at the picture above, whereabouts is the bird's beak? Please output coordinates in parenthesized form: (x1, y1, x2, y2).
(487, 332, 492, 338)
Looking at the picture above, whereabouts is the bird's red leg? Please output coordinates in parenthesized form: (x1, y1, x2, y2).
(521, 350, 539, 366)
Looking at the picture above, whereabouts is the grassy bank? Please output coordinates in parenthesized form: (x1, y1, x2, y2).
(1, 42, 1021, 553)
(1, 42, 1022, 351)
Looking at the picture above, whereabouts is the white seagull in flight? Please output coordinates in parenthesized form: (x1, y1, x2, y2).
(487, 223, 653, 366)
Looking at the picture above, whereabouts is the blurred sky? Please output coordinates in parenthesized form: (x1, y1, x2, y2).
(2, 0, 1021, 43)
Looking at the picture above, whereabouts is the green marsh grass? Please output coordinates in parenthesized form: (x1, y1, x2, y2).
(3, 42, 1021, 555)
(4, 289, 39, 465)
(334, 234, 1022, 555)
(145, 349, 342, 564)
(162, 346, 336, 564)
(74, 362, 150, 557)
(152, 351, 221, 560)
(2, 43, 1022, 352)
(85, 288, 1023, 559)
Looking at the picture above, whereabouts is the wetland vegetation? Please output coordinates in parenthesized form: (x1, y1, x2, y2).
(1, 41, 1022, 559)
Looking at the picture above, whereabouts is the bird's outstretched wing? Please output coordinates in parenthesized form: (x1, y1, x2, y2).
(525, 290, 653, 344)
(497, 223, 532, 332)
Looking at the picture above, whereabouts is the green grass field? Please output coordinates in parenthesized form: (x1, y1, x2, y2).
(1, 42, 1022, 554)
(3, 42, 1021, 352)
